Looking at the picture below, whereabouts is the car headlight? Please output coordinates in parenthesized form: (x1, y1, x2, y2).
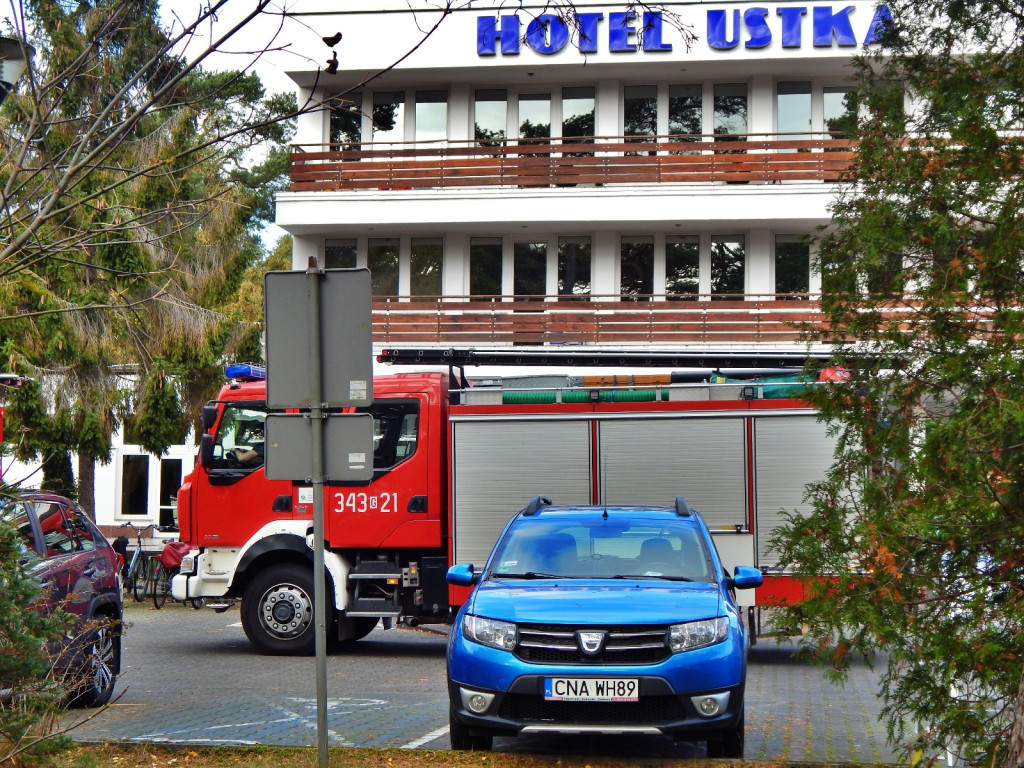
(462, 614, 517, 651)
(668, 617, 729, 652)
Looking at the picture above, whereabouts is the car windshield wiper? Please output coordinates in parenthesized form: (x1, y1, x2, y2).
(611, 574, 694, 582)
(492, 571, 569, 579)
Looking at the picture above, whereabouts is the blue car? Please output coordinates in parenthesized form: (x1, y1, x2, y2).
(446, 496, 762, 755)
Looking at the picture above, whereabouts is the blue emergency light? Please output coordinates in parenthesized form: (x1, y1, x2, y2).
(225, 363, 266, 382)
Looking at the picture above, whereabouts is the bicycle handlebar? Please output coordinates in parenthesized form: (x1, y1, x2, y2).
(121, 521, 157, 544)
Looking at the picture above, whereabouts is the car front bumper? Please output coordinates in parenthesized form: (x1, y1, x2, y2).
(447, 674, 745, 739)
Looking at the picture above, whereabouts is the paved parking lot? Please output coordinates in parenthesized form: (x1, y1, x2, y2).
(63, 600, 900, 761)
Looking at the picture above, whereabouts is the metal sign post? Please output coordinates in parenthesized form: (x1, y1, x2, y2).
(263, 265, 373, 768)
(306, 265, 329, 768)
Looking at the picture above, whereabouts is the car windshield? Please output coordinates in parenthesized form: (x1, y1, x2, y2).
(487, 516, 713, 582)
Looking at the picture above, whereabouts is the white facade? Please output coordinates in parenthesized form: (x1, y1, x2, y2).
(277, 0, 883, 314)
(2, 440, 195, 534)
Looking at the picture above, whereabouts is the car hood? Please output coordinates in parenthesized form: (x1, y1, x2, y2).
(466, 578, 724, 625)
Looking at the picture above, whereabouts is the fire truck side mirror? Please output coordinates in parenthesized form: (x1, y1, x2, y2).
(201, 405, 219, 431)
(200, 433, 214, 469)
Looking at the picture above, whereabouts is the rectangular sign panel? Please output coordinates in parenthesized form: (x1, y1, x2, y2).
(264, 268, 373, 410)
(264, 412, 375, 482)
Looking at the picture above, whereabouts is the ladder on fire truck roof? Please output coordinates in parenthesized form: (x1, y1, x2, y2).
(375, 347, 838, 370)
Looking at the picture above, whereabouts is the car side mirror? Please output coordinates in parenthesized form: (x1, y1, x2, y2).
(447, 563, 479, 587)
(730, 565, 763, 590)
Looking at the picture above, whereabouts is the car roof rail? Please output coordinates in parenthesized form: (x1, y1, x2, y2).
(675, 497, 693, 517)
(522, 496, 552, 516)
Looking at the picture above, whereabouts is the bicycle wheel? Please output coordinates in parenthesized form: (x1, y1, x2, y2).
(130, 556, 147, 601)
(152, 561, 170, 609)
(189, 598, 204, 609)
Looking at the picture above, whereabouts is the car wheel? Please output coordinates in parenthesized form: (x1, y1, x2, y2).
(241, 564, 319, 655)
(449, 710, 493, 751)
(708, 712, 744, 759)
(71, 616, 120, 708)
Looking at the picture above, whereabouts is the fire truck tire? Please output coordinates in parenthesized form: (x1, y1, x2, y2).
(241, 564, 321, 655)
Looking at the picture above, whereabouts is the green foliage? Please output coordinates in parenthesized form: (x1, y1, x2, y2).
(126, 366, 189, 454)
(0, 0, 297, 476)
(0, 485, 74, 763)
(771, 0, 1024, 765)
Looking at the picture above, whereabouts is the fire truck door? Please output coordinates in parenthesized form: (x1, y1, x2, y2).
(195, 402, 296, 547)
(326, 396, 437, 549)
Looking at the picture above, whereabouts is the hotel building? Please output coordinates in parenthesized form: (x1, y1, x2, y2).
(276, 0, 885, 356)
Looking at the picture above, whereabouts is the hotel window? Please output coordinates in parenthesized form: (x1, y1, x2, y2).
(775, 236, 810, 298)
(514, 242, 547, 300)
(368, 238, 399, 296)
(624, 85, 657, 154)
(562, 86, 595, 155)
(823, 86, 858, 142)
(867, 253, 904, 299)
(666, 235, 700, 300)
(669, 84, 703, 152)
(325, 239, 357, 269)
(518, 93, 551, 143)
(714, 83, 747, 150)
(776, 82, 812, 150)
(120, 454, 149, 516)
(159, 458, 183, 529)
(711, 236, 745, 299)
(558, 237, 591, 299)
(620, 236, 655, 301)
(415, 91, 447, 143)
(475, 89, 507, 146)
(329, 95, 361, 151)
(372, 92, 405, 148)
(470, 238, 503, 298)
(410, 238, 442, 297)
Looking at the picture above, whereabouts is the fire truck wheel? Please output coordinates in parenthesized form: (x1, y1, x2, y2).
(241, 564, 318, 655)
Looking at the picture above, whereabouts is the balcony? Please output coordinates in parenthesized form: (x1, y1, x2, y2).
(291, 134, 855, 192)
(370, 294, 828, 348)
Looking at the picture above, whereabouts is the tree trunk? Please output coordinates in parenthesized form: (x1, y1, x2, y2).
(1004, 663, 1024, 768)
(77, 453, 96, 521)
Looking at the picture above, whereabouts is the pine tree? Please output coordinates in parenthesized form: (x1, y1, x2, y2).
(770, 0, 1024, 764)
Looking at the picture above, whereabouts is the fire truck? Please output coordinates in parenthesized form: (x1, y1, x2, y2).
(172, 352, 839, 655)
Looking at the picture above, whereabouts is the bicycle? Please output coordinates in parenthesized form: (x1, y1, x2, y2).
(152, 539, 203, 610)
(121, 522, 156, 602)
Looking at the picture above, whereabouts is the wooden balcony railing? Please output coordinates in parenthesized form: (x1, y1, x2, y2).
(291, 134, 855, 192)
(370, 295, 829, 347)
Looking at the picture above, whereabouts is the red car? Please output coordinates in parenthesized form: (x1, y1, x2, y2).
(2, 491, 123, 707)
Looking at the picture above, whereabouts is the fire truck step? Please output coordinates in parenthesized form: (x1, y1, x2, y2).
(350, 561, 403, 579)
(348, 597, 399, 614)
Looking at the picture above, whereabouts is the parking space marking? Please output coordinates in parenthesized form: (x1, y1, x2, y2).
(401, 725, 450, 749)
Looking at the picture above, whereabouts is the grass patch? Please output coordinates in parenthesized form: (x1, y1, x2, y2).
(48, 743, 856, 768)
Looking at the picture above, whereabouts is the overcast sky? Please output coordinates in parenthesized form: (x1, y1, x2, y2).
(159, 0, 319, 97)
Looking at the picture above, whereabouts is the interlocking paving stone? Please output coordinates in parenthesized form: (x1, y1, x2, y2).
(65, 600, 900, 761)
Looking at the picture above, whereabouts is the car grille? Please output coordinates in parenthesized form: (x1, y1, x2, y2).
(500, 692, 687, 724)
(514, 623, 671, 665)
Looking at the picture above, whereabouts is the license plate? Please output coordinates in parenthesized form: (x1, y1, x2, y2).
(543, 677, 639, 702)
